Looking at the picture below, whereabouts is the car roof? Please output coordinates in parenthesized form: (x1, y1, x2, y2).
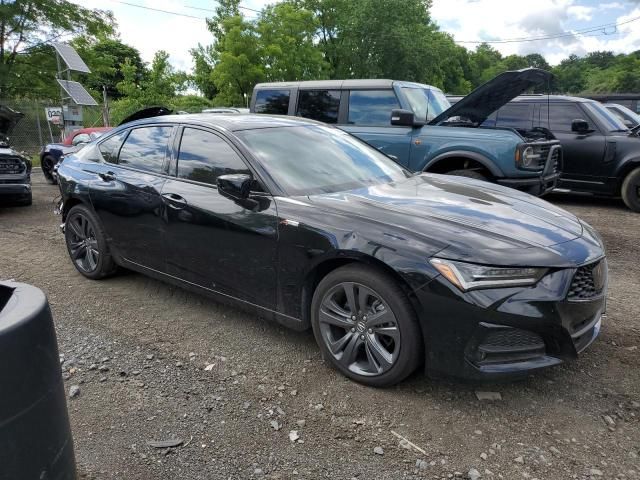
(510, 94, 596, 104)
(120, 113, 324, 132)
(254, 79, 441, 91)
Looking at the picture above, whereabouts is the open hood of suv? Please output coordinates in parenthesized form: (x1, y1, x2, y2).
(118, 106, 172, 126)
(0, 106, 24, 137)
(430, 68, 553, 126)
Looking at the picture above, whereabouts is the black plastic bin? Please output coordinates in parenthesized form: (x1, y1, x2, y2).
(0, 281, 76, 480)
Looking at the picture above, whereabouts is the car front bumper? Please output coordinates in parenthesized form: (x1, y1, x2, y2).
(413, 259, 606, 380)
(497, 171, 561, 196)
(0, 176, 31, 198)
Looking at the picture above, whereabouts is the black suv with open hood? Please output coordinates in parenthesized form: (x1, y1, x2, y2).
(0, 106, 32, 206)
(250, 68, 562, 196)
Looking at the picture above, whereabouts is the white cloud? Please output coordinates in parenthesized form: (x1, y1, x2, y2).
(431, 0, 640, 65)
(601, 2, 625, 9)
(567, 5, 593, 20)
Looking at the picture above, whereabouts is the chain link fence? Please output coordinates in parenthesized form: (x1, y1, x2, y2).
(0, 98, 106, 157)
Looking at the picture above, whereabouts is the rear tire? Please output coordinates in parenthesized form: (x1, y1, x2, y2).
(42, 155, 57, 185)
(311, 264, 423, 387)
(64, 204, 117, 279)
(447, 169, 489, 182)
(621, 167, 640, 213)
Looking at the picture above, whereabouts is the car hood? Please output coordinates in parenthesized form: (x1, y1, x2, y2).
(306, 174, 593, 266)
(430, 68, 552, 126)
(118, 106, 172, 126)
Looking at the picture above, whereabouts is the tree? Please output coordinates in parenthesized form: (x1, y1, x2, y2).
(0, 0, 114, 95)
(73, 37, 146, 100)
(257, 1, 329, 82)
(306, 0, 441, 82)
(110, 50, 187, 123)
(191, 44, 217, 99)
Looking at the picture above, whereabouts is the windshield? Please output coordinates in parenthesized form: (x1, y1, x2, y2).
(237, 125, 411, 196)
(606, 104, 640, 127)
(401, 87, 451, 122)
(586, 102, 630, 132)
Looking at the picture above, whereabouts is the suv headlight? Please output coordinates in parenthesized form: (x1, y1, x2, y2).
(515, 144, 542, 170)
(430, 258, 547, 291)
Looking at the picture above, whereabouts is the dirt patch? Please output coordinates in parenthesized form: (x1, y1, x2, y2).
(1, 176, 639, 479)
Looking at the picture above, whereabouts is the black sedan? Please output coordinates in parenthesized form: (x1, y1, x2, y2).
(56, 114, 607, 386)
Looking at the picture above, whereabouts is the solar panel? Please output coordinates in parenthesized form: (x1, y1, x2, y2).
(56, 80, 99, 106)
(51, 42, 91, 73)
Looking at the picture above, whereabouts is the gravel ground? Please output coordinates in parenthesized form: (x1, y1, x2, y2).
(1, 173, 639, 480)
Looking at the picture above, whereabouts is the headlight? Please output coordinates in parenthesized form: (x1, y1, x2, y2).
(430, 258, 547, 291)
(515, 145, 542, 170)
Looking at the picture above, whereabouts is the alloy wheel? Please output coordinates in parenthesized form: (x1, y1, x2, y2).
(318, 282, 400, 376)
(67, 213, 100, 273)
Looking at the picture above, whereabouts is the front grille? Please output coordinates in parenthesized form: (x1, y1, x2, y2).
(481, 329, 544, 350)
(0, 156, 26, 174)
(536, 144, 561, 173)
(567, 260, 606, 300)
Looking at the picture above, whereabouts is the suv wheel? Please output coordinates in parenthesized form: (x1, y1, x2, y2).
(64, 204, 117, 279)
(311, 264, 423, 387)
(447, 169, 488, 182)
(621, 167, 640, 212)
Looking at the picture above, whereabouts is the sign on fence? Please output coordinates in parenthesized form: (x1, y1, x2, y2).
(45, 107, 62, 124)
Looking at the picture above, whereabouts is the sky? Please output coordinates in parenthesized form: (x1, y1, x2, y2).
(69, 0, 640, 72)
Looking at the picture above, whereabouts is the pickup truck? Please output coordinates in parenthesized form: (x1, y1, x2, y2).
(250, 69, 562, 196)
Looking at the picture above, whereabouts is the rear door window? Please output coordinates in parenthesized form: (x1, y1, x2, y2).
(118, 126, 173, 174)
(296, 90, 340, 124)
(254, 89, 290, 114)
(348, 90, 400, 125)
(496, 104, 533, 130)
(98, 131, 128, 164)
(177, 128, 250, 185)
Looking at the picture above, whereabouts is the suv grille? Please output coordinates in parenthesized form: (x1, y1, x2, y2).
(536, 144, 561, 173)
(0, 156, 26, 174)
(567, 260, 606, 300)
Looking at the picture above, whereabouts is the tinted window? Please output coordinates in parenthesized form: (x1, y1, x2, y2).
(255, 89, 290, 114)
(496, 104, 533, 130)
(177, 128, 249, 185)
(296, 90, 340, 124)
(348, 90, 400, 125)
(118, 126, 173, 174)
(98, 131, 128, 164)
(539, 104, 585, 132)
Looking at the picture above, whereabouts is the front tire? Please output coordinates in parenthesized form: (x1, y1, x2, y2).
(42, 155, 57, 185)
(311, 264, 423, 387)
(65, 204, 117, 279)
(621, 167, 640, 212)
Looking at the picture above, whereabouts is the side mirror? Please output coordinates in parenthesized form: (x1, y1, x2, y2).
(571, 119, 592, 134)
(217, 173, 253, 200)
(623, 119, 634, 128)
(390, 109, 416, 127)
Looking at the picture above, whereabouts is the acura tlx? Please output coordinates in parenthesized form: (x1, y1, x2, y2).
(56, 113, 607, 386)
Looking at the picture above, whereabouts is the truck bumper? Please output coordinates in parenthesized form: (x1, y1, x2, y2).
(497, 172, 561, 196)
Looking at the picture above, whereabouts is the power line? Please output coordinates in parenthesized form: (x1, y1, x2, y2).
(456, 14, 640, 44)
(110, 0, 260, 20)
(112, 1, 207, 20)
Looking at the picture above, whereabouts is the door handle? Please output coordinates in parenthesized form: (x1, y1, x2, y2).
(98, 171, 116, 182)
(161, 193, 188, 209)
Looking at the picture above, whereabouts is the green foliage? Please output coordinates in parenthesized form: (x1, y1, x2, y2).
(0, 0, 114, 96)
(257, 2, 330, 82)
(73, 37, 146, 100)
(110, 51, 188, 124)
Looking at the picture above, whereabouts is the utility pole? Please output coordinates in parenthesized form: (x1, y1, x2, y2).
(102, 85, 110, 126)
